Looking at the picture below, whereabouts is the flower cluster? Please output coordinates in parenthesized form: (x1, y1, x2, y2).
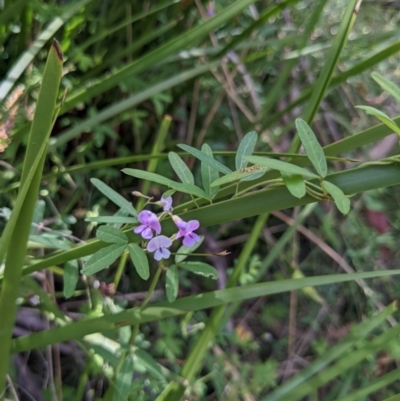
(134, 196, 201, 261)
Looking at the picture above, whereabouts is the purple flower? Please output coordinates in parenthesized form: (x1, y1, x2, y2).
(134, 210, 161, 239)
(160, 196, 173, 212)
(173, 216, 201, 247)
(147, 235, 172, 261)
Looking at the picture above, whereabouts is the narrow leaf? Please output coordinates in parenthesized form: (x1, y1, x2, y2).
(85, 216, 138, 224)
(211, 168, 267, 187)
(179, 261, 218, 279)
(245, 155, 319, 178)
(168, 152, 194, 184)
(235, 131, 258, 170)
(323, 181, 351, 214)
(371, 72, 400, 104)
(122, 168, 210, 200)
(175, 236, 204, 264)
(201, 144, 220, 198)
(282, 173, 306, 199)
(356, 105, 400, 136)
(295, 118, 328, 177)
(114, 354, 134, 401)
(166, 265, 179, 302)
(127, 243, 150, 280)
(91, 178, 137, 216)
(63, 260, 79, 299)
(96, 226, 128, 244)
(177, 144, 232, 175)
(82, 244, 126, 275)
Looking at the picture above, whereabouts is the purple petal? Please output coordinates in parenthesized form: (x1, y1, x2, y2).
(157, 235, 172, 248)
(141, 227, 153, 239)
(154, 249, 163, 261)
(159, 247, 171, 259)
(161, 196, 173, 211)
(176, 230, 184, 240)
(134, 225, 145, 234)
(147, 214, 161, 234)
(189, 232, 201, 243)
(137, 210, 153, 224)
(147, 235, 172, 253)
(183, 236, 196, 247)
(186, 220, 200, 232)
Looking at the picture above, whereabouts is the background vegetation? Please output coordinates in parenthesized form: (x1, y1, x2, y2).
(2, 0, 400, 400)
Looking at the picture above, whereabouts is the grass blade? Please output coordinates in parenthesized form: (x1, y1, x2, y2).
(0, 40, 63, 396)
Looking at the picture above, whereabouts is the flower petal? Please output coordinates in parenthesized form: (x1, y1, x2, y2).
(137, 210, 152, 224)
(186, 220, 200, 232)
(161, 196, 173, 211)
(159, 247, 171, 259)
(142, 227, 153, 239)
(154, 249, 163, 261)
(157, 235, 172, 248)
(134, 225, 145, 234)
(147, 214, 161, 234)
(147, 237, 159, 252)
(183, 236, 196, 247)
(189, 232, 201, 243)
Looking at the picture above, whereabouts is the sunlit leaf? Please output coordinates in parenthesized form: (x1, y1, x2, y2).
(63, 260, 79, 299)
(166, 265, 179, 302)
(323, 180, 350, 214)
(235, 131, 258, 170)
(245, 155, 319, 178)
(295, 118, 328, 177)
(82, 244, 126, 275)
(96, 226, 128, 244)
(127, 243, 150, 280)
(177, 144, 232, 175)
(201, 144, 220, 198)
(281, 173, 306, 199)
(168, 151, 194, 184)
(179, 261, 218, 279)
(91, 178, 137, 216)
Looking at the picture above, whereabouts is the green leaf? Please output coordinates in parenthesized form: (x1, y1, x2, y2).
(96, 226, 128, 244)
(63, 260, 79, 299)
(211, 168, 267, 187)
(372, 72, 400, 104)
(201, 144, 220, 198)
(166, 265, 179, 302)
(323, 181, 350, 214)
(356, 105, 400, 136)
(295, 118, 328, 177)
(82, 244, 126, 275)
(245, 155, 319, 178)
(235, 131, 258, 170)
(281, 173, 306, 199)
(179, 262, 218, 279)
(114, 354, 134, 401)
(11, 270, 400, 353)
(175, 235, 204, 264)
(122, 168, 210, 200)
(134, 349, 164, 381)
(177, 144, 232, 175)
(85, 216, 138, 224)
(91, 178, 137, 216)
(168, 151, 194, 184)
(127, 243, 150, 280)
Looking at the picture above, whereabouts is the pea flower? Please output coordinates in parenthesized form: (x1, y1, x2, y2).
(173, 216, 201, 247)
(134, 210, 161, 239)
(160, 196, 173, 212)
(147, 235, 172, 261)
